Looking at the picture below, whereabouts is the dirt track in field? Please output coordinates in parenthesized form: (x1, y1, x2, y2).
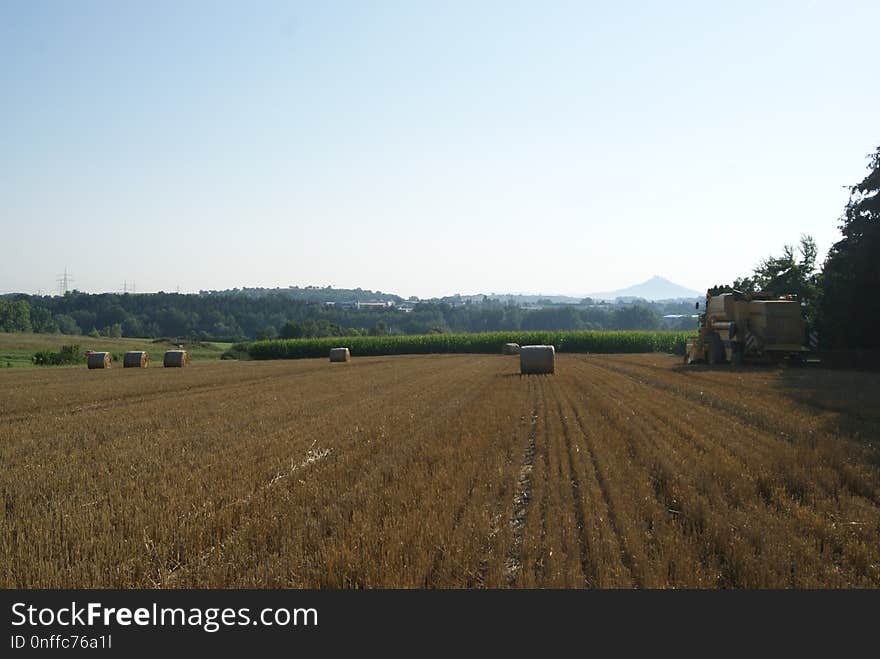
(1, 354, 879, 588)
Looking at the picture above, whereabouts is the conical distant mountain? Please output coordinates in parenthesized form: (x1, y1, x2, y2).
(587, 276, 702, 301)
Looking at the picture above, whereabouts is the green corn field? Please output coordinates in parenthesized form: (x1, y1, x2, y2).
(248, 330, 693, 360)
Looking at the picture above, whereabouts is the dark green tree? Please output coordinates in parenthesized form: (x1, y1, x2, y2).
(818, 146, 880, 350)
(255, 326, 278, 341)
(30, 307, 59, 333)
(54, 314, 81, 335)
(103, 323, 123, 338)
(0, 299, 32, 332)
(279, 321, 304, 339)
(610, 305, 660, 330)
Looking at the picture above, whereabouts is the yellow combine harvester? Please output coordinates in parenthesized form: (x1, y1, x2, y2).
(685, 291, 808, 365)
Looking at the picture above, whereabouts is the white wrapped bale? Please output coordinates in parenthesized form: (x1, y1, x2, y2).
(123, 351, 149, 368)
(163, 350, 189, 367)
(520, 345, 555, 374)
(502, 343, 521, 355)
(87, 352, 111, 369)
(329, 347, 351, 362)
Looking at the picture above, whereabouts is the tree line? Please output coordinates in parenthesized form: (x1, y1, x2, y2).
(0, 290, 695, 341)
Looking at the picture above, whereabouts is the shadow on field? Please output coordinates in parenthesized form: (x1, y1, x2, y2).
(775, 365, 880, 448)
(671, 360, 880, 454)
(670, 363, 778, 375)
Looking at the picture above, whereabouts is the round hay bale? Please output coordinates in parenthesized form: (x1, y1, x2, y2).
(163, 350, 189, 367)
(502, 342, 521, 355)
(87, 352, 111, 369)
(520, 345, 555, 375)
(123, 351, 149, 368)
(329, 347, 351, 362)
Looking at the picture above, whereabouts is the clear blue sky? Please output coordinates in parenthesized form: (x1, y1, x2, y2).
(2, 1, 877, 298)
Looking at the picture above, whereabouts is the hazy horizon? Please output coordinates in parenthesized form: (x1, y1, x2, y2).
(3, 1, 878, 299)
(0, 273, 702, 301)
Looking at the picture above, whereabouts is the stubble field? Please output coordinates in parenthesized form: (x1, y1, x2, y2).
(1, 354, 879, 588)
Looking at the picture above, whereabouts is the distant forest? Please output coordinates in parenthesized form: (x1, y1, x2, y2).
(0, 287, 698, 341)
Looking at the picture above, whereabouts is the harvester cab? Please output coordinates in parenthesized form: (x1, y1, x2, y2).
(685, 290, 807, 365)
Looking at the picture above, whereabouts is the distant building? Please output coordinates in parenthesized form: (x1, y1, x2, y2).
(323, 300, 395, 310)
(356, 301, 395, 310)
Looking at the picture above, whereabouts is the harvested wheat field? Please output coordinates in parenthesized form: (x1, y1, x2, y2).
(1, 354, 879, 588)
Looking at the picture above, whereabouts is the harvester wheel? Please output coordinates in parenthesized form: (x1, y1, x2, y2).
(707, 333, 724, 365)
(731, 343, 743, 367)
